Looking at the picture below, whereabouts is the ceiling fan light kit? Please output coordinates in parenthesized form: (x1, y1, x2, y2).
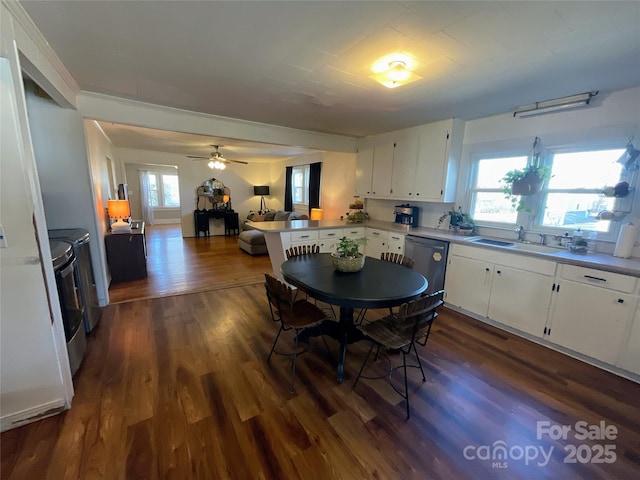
(187, 144, 248, 170)
(513, 91, 597, 118)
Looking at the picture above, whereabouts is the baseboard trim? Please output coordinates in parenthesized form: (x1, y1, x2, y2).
(0, 398, 68, 432)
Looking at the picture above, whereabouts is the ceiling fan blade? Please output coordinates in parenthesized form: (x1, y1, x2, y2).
(227, 159, 248, 165)
(187, 155, 209, 159)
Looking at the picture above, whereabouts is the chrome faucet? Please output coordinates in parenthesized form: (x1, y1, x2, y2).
(539, 233, 547, 245)
(515, 225, 526, 241)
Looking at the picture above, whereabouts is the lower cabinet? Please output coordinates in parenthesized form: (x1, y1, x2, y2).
(546, 265, 637, 365)
(617, 307, 640, 375)
(365, 228, 387, 259)
(444, 254, 493, 316)
(319, 228, 343, 253)
(489, 265, 554, 337)
(444, 244, 555, 336)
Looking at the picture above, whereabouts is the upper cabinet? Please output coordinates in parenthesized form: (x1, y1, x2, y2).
(355, 118, 464, 202)
(414, 118, 464, 202)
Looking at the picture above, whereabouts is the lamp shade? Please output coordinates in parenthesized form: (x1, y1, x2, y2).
(310, 208, 323, 220)
(107, 199, 131, 219)
(254, 185, 270, 196)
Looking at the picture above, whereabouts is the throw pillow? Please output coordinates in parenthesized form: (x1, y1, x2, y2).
(251, 214, 265, 222)
(264, 211, 277, 221)
(274, 211, 290, 221)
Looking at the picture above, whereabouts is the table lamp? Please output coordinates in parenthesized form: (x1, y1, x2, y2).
(310, 208, 323, 220)
(108, 199, 132, 233)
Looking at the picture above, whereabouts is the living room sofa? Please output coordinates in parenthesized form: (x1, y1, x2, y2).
(238, 210, 309, 255)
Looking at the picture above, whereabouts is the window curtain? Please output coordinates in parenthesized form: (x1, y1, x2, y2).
(138, 170, 155, 225)
(308, 162, 321, 215)
(284, 166, 293, 211)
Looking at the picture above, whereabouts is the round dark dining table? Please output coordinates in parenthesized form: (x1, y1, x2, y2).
(281, 253, 428, 383)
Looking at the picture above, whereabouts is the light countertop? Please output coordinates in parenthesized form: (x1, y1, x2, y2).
(247, 219, 640, 277)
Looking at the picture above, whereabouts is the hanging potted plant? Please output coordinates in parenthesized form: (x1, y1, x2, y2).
(500, 137, 552, 211)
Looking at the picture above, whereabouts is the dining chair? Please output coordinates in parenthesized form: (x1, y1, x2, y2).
(380, 252, 415, 269)
(285, 244, 320, 259)
(285, 244, 336, 316)
(264, 273, 333, 393)
(352, 290, 444, 419)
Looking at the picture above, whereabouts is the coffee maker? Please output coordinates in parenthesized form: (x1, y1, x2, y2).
(394, 204, 419, 227)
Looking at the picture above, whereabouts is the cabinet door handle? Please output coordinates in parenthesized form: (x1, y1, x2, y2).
(584, 275, 606, 282)
(300, 235, 310, 239)
(617, 298, 624, 304)
(327, 233, 336, 237)
(485, 268, 490, 272)
(496, 270, 501, 275)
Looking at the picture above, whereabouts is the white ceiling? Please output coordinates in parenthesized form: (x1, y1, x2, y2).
(21, 1, 640, 158)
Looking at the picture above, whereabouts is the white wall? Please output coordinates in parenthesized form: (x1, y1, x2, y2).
(84, 120, 119, 301)
(458, 86, 640, 251)
(24, 83, 110, 306)
(0, 58, 71, 431)
(116, 147, 272, 236)
(280, 151, 357, 220)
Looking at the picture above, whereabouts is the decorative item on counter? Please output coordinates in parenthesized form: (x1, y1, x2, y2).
(331, 236, 367, 272)
(346, 197, 368, 223)
(613, 222, 638, 258)
(568, 228, 588, 254)
(437, 206, 475, 235)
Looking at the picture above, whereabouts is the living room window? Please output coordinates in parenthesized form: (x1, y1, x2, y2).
(292, 165, 310, 206)
(148, 173, 180, 207)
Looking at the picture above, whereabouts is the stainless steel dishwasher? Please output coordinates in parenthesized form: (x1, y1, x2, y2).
(404, 235, 449, 294)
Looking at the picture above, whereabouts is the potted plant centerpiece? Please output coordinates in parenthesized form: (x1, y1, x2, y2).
(331, 236, 367, 272)
(438, 206, 476, 235)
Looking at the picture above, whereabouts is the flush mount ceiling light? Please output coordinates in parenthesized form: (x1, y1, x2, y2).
(513, 91, 598, 118)
(370, 56, 422, 89)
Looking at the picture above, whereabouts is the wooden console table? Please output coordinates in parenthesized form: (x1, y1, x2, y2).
(105, 222, 147, 283)
(194, 209, 239, 237)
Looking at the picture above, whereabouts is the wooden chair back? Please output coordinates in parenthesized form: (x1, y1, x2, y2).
(264, 273, 296, 320)
(396, 290, 444, 343)
(286, 244, 320, 259)
(380, 252, 415, 269)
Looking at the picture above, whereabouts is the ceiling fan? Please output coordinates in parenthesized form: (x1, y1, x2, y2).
(187, 145, 248, 170)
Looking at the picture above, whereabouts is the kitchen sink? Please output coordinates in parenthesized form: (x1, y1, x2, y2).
(468, 237, 562, 254)
(469, 238, 514, 247)
(508, 242, 562, 254)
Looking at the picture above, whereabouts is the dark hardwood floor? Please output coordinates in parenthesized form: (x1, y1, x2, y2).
(108, 225, 273, 303)
(2, 225, 639, 479)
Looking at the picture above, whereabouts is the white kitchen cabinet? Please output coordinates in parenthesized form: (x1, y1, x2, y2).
(445, 254, 493, 316)
(355, 147, 374, 196)
(387, 232, 406, 255)
(547, 265, 637, 365)
(285, 230, 319, 255)
(365, 228, 388, 259)
(390, 136, 419, 198)
(445, 244, 556, 335)
(488, 265, 554, 336)
(318, 228, 343, 254)
(414, 118, 464, 202)
(371, 142, 394, 197)
(617, 305, 640, 375)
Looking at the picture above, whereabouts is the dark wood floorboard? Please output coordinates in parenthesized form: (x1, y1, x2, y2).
(2, 225, 639, 479)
